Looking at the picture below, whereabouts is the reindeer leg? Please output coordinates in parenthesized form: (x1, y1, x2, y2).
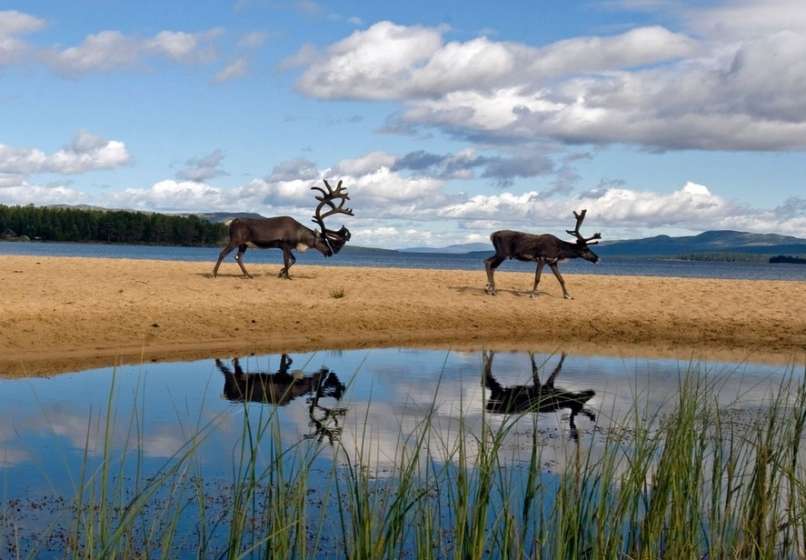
(278, 248, 289, 279)
(279, 248, 295, 279)
(482, 351, 504, 394)
(530, 260, 545, 299)
(278, 248, 288, 279)
(548, 262, 572, 299)
(287, 251, 297, 276)
(213, 243, 237, 277)
(568, 403, 596, 440)
(529, 352, 541, 385)
(232, 358, 245, 376)
(484, 254, 504, 295)
(235, 244, 252, 278)
(279, 354, 293, 374)
(568, 408, 580, 441)
(544, 352, 566, 388)
(215, 359, 233, 376)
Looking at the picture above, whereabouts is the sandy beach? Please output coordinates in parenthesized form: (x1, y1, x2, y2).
(1, 255, 804, 376)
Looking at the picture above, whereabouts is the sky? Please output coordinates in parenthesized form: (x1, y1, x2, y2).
(1, 0, 805, 248)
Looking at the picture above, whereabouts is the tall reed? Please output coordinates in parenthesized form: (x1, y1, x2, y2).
(12, 361, 806, 559)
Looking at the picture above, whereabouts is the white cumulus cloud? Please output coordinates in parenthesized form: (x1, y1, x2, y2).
(289, 13, 806, 152)
(45, 28, 221, 76)
(292, 21, 695, 100)
(0, 9, 46, 64)
(0, 180, 86, 206)
(0, 131, 130, 175)
(7, 147, 804, 246)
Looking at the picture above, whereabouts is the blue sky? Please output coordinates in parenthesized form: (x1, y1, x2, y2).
(1, 0, 805, 247)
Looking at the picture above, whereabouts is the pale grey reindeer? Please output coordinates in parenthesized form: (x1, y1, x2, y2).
(212, 180, 354, 279)
(484, 209, 601, 299)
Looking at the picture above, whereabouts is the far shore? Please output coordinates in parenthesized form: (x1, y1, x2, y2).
(1, 256, 804, 377)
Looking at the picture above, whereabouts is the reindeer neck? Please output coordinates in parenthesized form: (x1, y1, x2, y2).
(556, 239, 585, 259)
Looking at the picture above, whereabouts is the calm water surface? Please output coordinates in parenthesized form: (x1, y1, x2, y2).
(3, 240, 806, 280)
(0, 347, 798, 556)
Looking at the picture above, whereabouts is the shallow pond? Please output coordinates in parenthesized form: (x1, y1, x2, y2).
(0, 348, 802, 557)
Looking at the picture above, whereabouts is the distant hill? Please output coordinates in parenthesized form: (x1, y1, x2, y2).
(444, 230, 806, 259)
(340, 245, 400, 256)
(197, 212, 266, 223)
(48, 203, 121, 212)
(597, 230, 806, 257)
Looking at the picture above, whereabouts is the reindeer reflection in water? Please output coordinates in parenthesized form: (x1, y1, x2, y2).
(483, 351, 596, 439)
(216, 354, 347, 444)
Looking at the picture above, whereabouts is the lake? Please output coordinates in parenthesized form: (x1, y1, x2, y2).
(1, 347, 802, 558)
(3, 240, 806, 281)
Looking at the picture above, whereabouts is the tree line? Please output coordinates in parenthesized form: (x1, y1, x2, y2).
(0, 205, 227, 246)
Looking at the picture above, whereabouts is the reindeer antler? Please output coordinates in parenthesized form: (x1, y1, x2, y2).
(311, 179, 354, 234)
(566, 209, 602, 245)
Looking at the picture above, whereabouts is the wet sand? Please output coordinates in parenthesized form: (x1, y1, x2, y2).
(1, 256, 804, 376)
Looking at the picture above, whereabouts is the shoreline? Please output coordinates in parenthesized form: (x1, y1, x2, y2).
(3, 241, 806, 284)
(1, 256, 804, 376)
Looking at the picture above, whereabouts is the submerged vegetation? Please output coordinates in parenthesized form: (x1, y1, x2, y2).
(3, 364, 806, 558)
(0, 204, 226, 246)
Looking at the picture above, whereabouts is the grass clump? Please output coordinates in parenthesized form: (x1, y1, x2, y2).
(6, 361, 806, 559)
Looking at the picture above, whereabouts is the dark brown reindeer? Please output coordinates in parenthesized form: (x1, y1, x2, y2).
(482, 351, 596, 440)
(484, 209, 602, 299)
(216, 354, 347, 443)
(212, 180, 354, 279)
(216, 354, 345, 406)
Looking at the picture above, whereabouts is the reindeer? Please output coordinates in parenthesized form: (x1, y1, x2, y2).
(482, 351, 596, 440)
(215, 355, 347, 443)
(212, 180, 354, 279)
(484, 209, 601, 299)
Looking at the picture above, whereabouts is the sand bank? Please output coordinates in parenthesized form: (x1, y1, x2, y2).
(0, 256, 804, 376)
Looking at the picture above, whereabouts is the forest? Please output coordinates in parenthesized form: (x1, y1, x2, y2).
(0, 205, 226, 246)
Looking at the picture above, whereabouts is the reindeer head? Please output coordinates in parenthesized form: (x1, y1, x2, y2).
(312, 368, 346, 401)
(312, 179, 354, 257)
(565, 209, 602, 263)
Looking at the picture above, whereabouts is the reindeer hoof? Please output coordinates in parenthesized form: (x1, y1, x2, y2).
(564, 294, 573, 300)
(529, 292, 538, 299)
